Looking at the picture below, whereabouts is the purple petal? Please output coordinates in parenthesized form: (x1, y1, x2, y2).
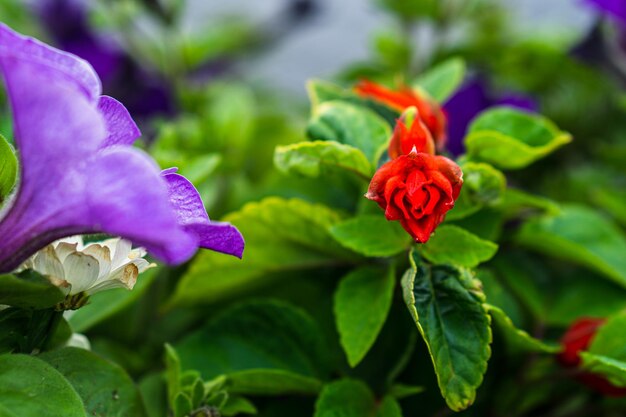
(495, 94, 538, 112)
(0, 23, 100, 101)
(584, 0, 626, 26)
(98, 96, 141, 149)
(162, 171, 245, 258)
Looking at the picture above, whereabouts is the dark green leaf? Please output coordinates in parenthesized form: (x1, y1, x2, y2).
(39, 347, 147, 417)
(401, 250, 491, 411)
(580, 353, 626, 388)
(274, 141, 372, 180)
(466, 107, 571, 169)
(0, 273, 64, 309)
(170, 198, 358, 307)
(334, 266, 395, 367)
(580, 310, 626, 387)
(421, 225, 498, 268)
(314, 379, 374, 417)
(413, 58, 466, 102)
(487, 306, 558, 354)
(0, 354, 85, 417)
(175, 300, 327, 395)
(516, 205, 626, 288)
(221, 396, 257, 416)
(387, 384, 424, 399)
(330, 215, 412, 257)
(375, 396, 403, 417)
(307, 101, 392, 164)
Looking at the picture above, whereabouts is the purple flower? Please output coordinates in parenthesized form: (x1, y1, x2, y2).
(0, 24, 244, 273)
(443, 79, 538, 157)
(583, 0, 626, 26)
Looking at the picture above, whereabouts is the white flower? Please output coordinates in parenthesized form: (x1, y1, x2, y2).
(20, 236, 154, 296)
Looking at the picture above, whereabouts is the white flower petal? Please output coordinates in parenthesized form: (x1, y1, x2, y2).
(110, 239, 132, 270)
(65, 333, 91, 350)
(55, 242, 78, 263)
(62, 252, 100, 294)
(82, 243, 112, 280)
(33, 245, 65, 280)
(88, 263, 138, 294)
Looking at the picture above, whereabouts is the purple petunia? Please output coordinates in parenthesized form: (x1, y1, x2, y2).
(0, 24, 244, 273)
(583, 0, 626, 26)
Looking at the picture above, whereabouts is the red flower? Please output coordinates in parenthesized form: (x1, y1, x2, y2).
(559, 317, 626, 397)
(355, 80, 447, 149)
(365, 150, 462, 243)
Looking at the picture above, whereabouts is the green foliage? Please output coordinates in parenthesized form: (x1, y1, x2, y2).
(516, 205, 626, 288)
(170, 198, 358, 307)
(413, 58, 466, 103)
(329, 215, 412, 257)
(0, 134, 16, 202)
(487, 306, 559, 354)
(334, 266, 396, 367)
(465, 107, 572, 169)
(0, 354, 85, 417)
(274, 141, 373, 181)
(175, 300, 328, 395)
(401, 250, 491, 411)
(307, 101, 392, 164)
(39, 348, 147, 417)
(446, 162, 506, 220)
(0, 272, 64, 309)
(421, 225, 498, 268)
(314, 379, 402, 417)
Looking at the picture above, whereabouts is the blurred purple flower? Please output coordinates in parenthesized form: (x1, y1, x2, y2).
(37, 0, 175, 118)
(0, 24, 243, 273)
(583, 0, 626, 26)
(443, 79, 538, 157)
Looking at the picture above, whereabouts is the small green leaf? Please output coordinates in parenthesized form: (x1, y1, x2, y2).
(582, 310, 626, 388)
(170, 198, 358, 307)
(334, 266, 396, 367)
(173, 392, 192, 417)
(0, 272, 64, 309)
(414, 58, 466, 102)
(401, 250, 491, 411)
(221, 396, 257, 416)
(330, 215, 412, 257)
(446, 162, 506, 221)
(164, 344, 182, 405)
(376, 396, 403, 417)
(175, 300, 328, 396)
(465, 107, 571, 169)
(388, 384, 424, 399)
(516, 205, 626, 288)
(0, 134, 17, 201)
(580, 353, 626, 388)
(314, 379, 375, 417)
(487, 306, 559, 354)
(307, 101, 392, 164)
(274, 141, 372, 180)
(0, 354, 85, 417)
(421, 225, 498, 268)
(39, 347, 147, 417)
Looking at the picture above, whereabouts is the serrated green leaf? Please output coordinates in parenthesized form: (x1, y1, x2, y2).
(0, 134, 16, 202)
(465, 107, 571, 169)
(307, 101, 392, 164)
(274, 141, 372, 180)
(169, 198, 358, 307)
(0, 354, 86, 417)
(401, 250, 491, 411)
(175, 300, 327, 396)
(515, 205, 626, 288)
(487, 306, 559, 354)
(330, 215, 412, 257)
(421, 225, 498, 268)
(414, 58, 466, 102)
(334, 266, 396, 367)
(39, 348, 147, 417)
(446, 162, 506, 221)
(0, 273, 64, 309)
(314, 379, 375, 417)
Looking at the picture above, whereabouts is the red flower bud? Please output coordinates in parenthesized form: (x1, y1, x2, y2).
(365, 152, 462, 243)
(389, 109, 435, 159)
(559, 317, 626, 397)
(355, 80, 447, 149)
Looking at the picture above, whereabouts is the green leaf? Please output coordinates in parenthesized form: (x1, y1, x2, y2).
(314, 379, 375, 417)
(307, 101, 392, 164)
(169, 198, 358, 307)
(330, 215, 412, 257)
(221, 396, 257, 416)
(0, 134, 17, 201)
(582, 310, 626, 387)
(421, 225, 498, 268)
(446, 162, 506, 221)
(465, 107, 571, 169)
(487, 306, 559, 354)
(388, 384, 424, 399)
(580, 353, 626, 388)
(414, 58, 466, 102)
(164, 344, 182, 405)
(175, 300, 328, 396)
(497, 188, 561, 218)
(515, 205, 626, 288)
(401, 250, 491, 411)
(173, 393, 192, 417)
(274, 141, 372, 180)
(68, 267, 159, 332)
(376, 396, 403, 417)
(0, 354, 85, 417)
(334, 266, 396, 367)
(0, 273, 64, 309)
